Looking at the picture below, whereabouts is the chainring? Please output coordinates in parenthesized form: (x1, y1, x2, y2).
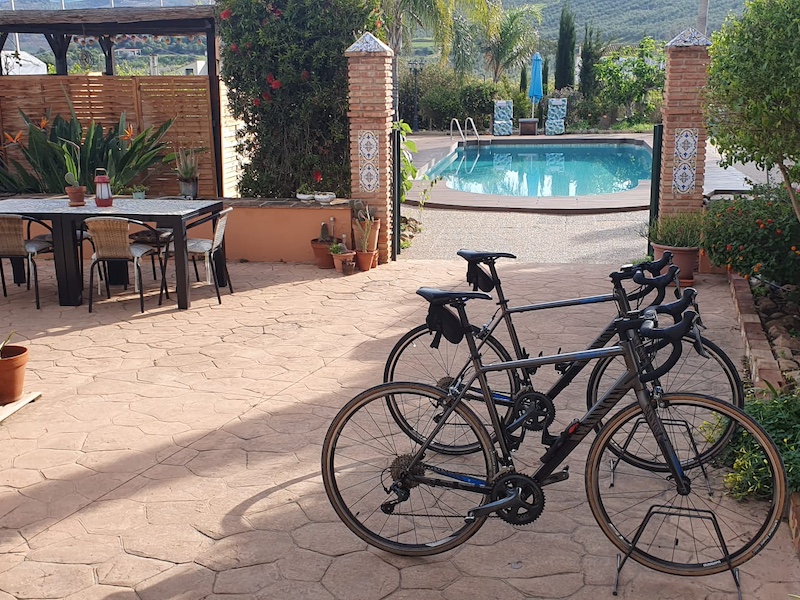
(513, 391, 556, 431)
(489, 472, 545, 526)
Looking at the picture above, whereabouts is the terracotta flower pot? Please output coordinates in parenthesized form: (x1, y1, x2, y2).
(651, 243, 699, 286)
(0, 345, 28, 405)
(352, 218, 380, 253)
(331, 251, 356, 273)
(356, 250, 378, 272)
(311, 238, 340, 269)
(65, 186, 86, 207)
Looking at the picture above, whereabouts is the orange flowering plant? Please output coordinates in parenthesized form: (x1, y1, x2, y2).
(704, 186, 800, 287)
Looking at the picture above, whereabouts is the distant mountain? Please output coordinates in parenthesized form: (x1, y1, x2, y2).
(510, 0, 746, 44)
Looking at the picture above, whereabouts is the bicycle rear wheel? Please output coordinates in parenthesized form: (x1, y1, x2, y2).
(586, 335, 744, 471)
(586, 393, 786, 576)
(322, 382, 497, 556)
(384, 324, 518, 452)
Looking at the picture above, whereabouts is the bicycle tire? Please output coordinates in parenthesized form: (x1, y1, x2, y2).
(321, 382, 498, 556)
(585, 393, 786, 576)
(384, 323, 518, 453)
(585, 335, 744, 471)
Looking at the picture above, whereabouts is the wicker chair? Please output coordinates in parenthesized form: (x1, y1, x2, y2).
(0, 214, 53, 309)
(162, 208, 234, 305)
(84, 217, 167, 313)
(29, 224, 94, 287)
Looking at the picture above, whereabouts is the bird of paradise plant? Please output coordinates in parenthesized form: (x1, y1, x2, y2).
(0, 95, 175, 194)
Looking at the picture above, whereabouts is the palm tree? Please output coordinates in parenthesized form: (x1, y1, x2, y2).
(480, 4, 542, 83)
(382, 0, 488, 112)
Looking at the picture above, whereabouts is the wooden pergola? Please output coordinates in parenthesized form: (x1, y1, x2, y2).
(0, 6, 223, 196)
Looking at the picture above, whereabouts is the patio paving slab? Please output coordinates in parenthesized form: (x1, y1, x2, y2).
(0, 259, 797, 599)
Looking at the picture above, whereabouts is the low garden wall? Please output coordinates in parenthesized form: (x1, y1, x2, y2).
(192, 200, 351, 263)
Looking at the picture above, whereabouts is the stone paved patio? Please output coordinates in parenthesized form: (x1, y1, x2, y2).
(0, 260, 797, 599)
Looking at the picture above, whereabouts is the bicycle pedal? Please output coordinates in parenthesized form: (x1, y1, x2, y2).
(541, 466, 570, 486)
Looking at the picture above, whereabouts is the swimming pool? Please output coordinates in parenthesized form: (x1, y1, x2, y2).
(427, 141, 652, 198)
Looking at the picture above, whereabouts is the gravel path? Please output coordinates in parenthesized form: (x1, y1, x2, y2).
(399, 206, 651, 264)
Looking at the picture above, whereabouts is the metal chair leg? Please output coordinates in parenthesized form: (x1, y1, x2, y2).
(31, 257, 40, 309)
(103, 262, 111, 299)
(224, 260, 233, 294)
(210, 253, 222, 304)
(137, 264, 145, 313)
(88, 260, 96, 313)
(151, 254, 157, 280)
(192, 256, 200, 282)
(0, 259, 6, 297)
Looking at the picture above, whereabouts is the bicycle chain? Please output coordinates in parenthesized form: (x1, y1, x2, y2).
(385, 467, 539, 524)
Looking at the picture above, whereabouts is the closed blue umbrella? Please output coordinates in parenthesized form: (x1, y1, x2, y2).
(529, 52, 543, 117)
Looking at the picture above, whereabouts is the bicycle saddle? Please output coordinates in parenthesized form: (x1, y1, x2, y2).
(457, 250, 517, 262)
(416, 287, 491, 305)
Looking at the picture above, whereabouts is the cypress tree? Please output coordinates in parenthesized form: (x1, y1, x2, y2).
(579, 24, 604, 99)
(542, 55, 549, 92)
(519, 66, 528, 92)
(555, 3, 576, 90)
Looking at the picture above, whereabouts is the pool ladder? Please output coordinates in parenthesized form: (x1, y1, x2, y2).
(450, 118, 480, 148)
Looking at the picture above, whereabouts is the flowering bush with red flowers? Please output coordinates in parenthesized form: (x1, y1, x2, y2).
(216, 0, 378, 198)
(704, 185, 800, 286)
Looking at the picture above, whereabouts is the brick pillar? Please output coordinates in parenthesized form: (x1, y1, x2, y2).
(345, 33, 394, 264)
(658, 28, 711, 216)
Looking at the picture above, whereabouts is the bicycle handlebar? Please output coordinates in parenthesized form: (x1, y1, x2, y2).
(652, 288, 697, 320)
(638, 309, 697, 383)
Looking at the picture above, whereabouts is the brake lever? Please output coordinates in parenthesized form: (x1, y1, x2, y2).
(691, 323, 710, 358)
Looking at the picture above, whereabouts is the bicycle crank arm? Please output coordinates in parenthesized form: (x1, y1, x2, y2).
(465, 487, 522, 522)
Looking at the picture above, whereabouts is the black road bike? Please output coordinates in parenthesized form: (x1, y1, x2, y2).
(384, 251, 743, 455)
(322, 284, 786, 588)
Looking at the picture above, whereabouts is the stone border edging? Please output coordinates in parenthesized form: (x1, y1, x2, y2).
(727, 271, 785, 389)
(727, 272, 799, 559)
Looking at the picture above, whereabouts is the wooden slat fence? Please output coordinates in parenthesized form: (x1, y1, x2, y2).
(0, 75, 216, 197)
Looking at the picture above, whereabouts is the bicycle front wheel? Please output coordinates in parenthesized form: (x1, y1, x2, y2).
(586, 393, 786, 576)
(322, 382, 498, 556)
(586, 335, 744, 471)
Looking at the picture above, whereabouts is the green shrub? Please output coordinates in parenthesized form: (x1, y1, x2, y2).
(704, 186, 800, 286)
(459, 80, 498, 130)
(217, 0, 376, 197)
(723, 388, 800, 498)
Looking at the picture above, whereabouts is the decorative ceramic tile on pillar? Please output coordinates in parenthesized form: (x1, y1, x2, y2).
(345, 32, 394, 264)
(673, 128, 698, 194)
(358, 130, 380, 192)
(658, 28, 710, 216)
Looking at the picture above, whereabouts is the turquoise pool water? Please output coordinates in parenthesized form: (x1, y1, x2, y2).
(427, 143, 652, 198)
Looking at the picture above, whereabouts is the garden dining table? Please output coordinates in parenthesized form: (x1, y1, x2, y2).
(0, 197, 225, 310)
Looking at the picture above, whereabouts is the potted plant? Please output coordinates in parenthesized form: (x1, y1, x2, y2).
(341, 260, 356, 275)
(296, 183, 315, 201)
(130, 184, 148, 199)
(352, 200, 380, 271)
(64, 171, 86, 207)
(176, 147, 199, 199)
(642, 211, 705, 286)
(0, 332, 28, 405)
(63, 142, 85, 206)
(310, 222, 341, 269)
(329, 241, 356, 273)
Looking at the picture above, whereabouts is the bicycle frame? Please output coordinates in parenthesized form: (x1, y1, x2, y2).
(406, 314, 690, 497)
